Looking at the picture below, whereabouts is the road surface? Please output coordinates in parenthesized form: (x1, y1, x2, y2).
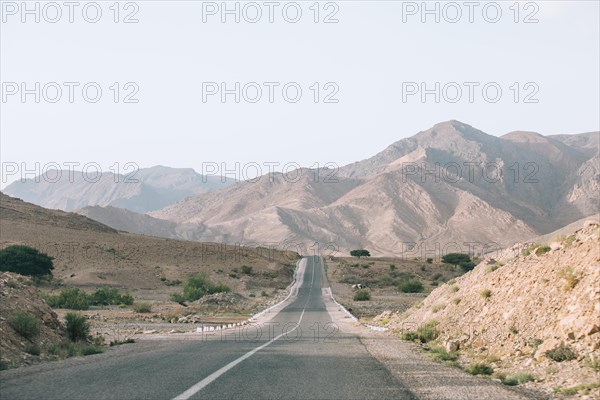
(0, 257, 535, 400)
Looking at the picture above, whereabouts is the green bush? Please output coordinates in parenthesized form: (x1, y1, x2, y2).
(110, 338, 135, 346)
(65, 313, 90, 342)
(459, 261, 476, 272)
(535, 246, 551, 256)
(389, 264, 396, 271)
(173, 273, 230, 302)
(401, 321, 438, 343)
(441, 253, 471, 265)
(43, 287, 134, 309)
(24, 343, 41, 356)
(80, 345, 103, 356)
(353, 289, 370, 301)
(133, 302, 152, 313)
(481, 289, 492, 299)
(49, 341, 103, 358)
(170, 292, 186, 304)
(10, 311, 40, 339)
(502, 373, 534, 386)
(398, 278, 424, 293)
(546, 343, 577, 362)
(585, 355, 600, 372)
(44, 288, 90, 310)
(466, 363, 494, 375)
(0, 245, 54, 276)
(429, 347, 459, 362)
(240, 265, 253, 275)
(92, 286, 133, 306)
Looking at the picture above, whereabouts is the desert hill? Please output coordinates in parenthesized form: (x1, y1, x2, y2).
(0, 193, 297, 300)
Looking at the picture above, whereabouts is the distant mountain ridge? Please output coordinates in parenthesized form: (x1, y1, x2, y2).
(6, 121, 599, 256)
(3, 165, 234, 213)
(144, 121, 598, 255)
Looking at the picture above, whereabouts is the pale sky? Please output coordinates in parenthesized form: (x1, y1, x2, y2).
(1, 0, 599, 186)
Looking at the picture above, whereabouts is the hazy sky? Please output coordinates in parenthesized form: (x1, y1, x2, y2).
(1, 0, 599, 186)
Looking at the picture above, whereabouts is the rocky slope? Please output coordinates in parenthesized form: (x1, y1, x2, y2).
(0, 273, 66, 369)
(373, 219, 600, 398)
(0, 193, 297, 301)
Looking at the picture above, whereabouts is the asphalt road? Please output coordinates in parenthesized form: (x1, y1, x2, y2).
(0, 257, 417, 400)
(1, 257, 536, 400)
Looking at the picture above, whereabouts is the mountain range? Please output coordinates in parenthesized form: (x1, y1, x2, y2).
(4, 121, 599, 256)
(3, 165, 234, 213)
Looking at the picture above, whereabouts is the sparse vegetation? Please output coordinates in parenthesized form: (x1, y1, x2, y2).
(554, 383, 600, 396)
(24, 343, 41, 356)
(110, 338, 135, 347)
(132, 302, 152, 313)
(80, 345, 104, 356)
(452, 298, 461, 305)
(65, 313, 90, 342)
(466, 363, 494, 376)
(522, 243, 550, 256)
(10, 311, 40, 340)
(241, 265, 253, 275)
(91, 286, 134, 306)
(563, 234, 577, 248)
(401, 321, 438, 343)
(585, 355, 600, 371)
(0, 245, 54, 277)
(545, 343, 577, 362)
(49, 341, 103, 358)
(428, 347, 459, 363)
(172, 273, 230, 302)
(485, 265, 499, 273)
(534, 245, 551, 256)
(170, 292, 186, 304)
(481, 289, 492, 299)
(431, 304, 445, 313)
(398, 278, 424, 293)
(558, 267, 579, 290)
(501, 372, 535, 386)
(389, 264, 396, 271)
(426, 258, 433, 264)
(450, 285, 459, 293)
(43, 286, 134, 310)
(353, 289, 370, 301)
(43, 288, 90, 310)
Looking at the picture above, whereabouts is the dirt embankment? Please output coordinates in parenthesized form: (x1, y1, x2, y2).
(373, 222, 600, 398)
(0, 273, 66, 369)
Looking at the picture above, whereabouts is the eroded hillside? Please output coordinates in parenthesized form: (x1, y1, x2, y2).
(373, 220, 600, 397)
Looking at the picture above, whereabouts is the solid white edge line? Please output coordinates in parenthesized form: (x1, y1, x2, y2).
(172, 257, 315, 400)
